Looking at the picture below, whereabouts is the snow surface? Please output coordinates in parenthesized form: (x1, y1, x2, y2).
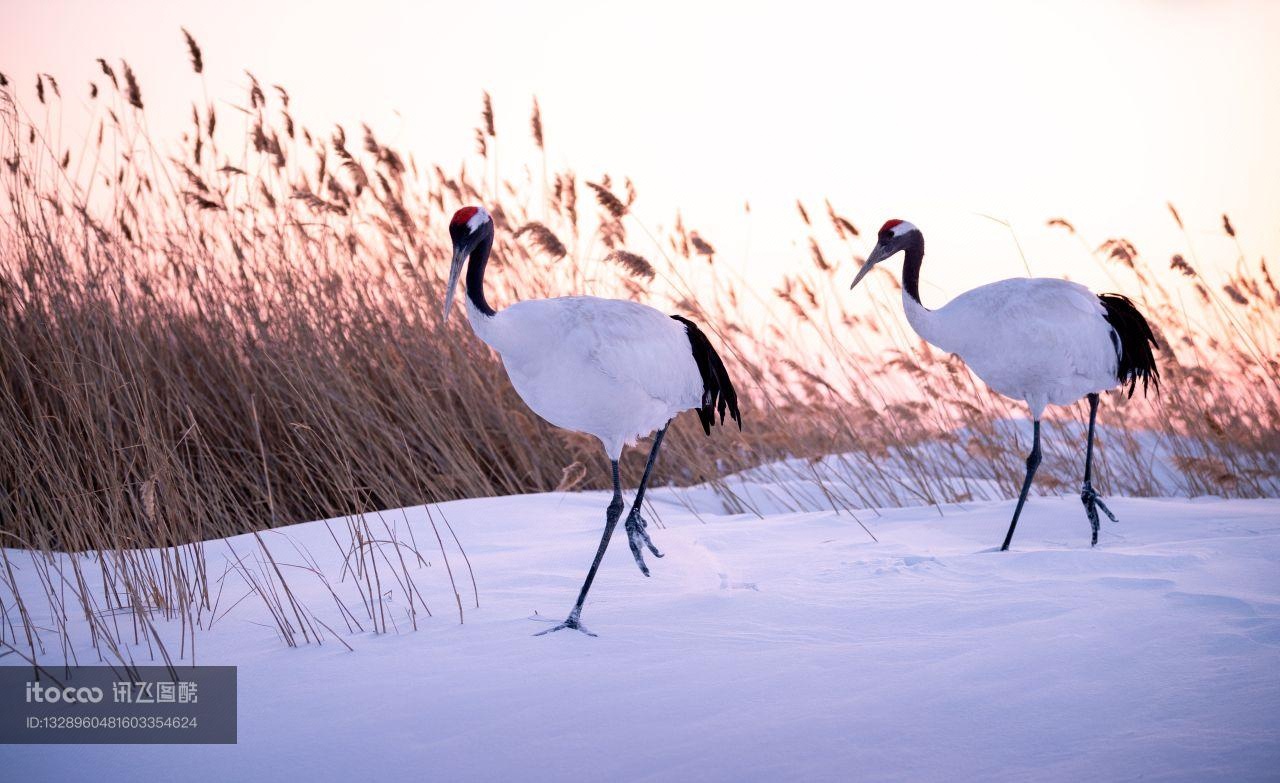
(4, 486, 1280, 781)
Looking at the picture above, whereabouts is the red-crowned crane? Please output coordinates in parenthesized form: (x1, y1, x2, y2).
(444, 206, 741, 635)
(850, 219, 1159, 551)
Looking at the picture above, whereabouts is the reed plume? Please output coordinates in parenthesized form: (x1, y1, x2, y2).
(587, 181, 627, 218)
(181, 28, 204, 74)
(514, 222, 567, 260)
(605, 250, 655, 280)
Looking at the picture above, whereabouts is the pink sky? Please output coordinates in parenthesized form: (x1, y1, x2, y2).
(3, 0, 1277, 300)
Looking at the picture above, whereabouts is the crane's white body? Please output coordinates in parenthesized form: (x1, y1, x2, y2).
(902, 277, 1120, 418)
(465, 294, 704, 459)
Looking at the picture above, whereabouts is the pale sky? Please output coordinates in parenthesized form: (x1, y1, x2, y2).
(3, 0, 1277, 300)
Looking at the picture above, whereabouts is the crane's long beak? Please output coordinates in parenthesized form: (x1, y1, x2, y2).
(441, 244, 467, 322)
(850, 245, 888, 290)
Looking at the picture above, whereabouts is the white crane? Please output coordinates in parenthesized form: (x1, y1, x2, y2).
(850, 219, 1159, 550)
(444, 206, 741, 635)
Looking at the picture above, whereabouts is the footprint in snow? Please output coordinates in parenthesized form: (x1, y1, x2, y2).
(717, 573, 759, 591)
(898, 555, 940, 567)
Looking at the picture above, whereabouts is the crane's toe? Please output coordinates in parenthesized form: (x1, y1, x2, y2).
(633, 512, 663, 555)
(625, 511, 662, 576)
(637, 518, 663, 558)
(534, 611, 597, 637)
(625, 528, 650, 577)
(1080, 482, 1119, 547)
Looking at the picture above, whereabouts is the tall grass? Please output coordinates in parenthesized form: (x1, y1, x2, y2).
(1, 40, 1277, 663)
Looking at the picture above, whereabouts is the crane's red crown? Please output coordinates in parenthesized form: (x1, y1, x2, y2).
(451, 206, 481, 228)
(880, 219, 904, 234)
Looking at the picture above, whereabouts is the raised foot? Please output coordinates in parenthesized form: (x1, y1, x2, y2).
(1081, 482, 1119, 547)
(625, 510, 663, 577)
(534, 614, 596, 637)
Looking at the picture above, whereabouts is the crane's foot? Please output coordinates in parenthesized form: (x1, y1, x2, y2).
(1081, 482, 1119, 547)
(534, 609, 596, 637)
(624, 510, 663, 577)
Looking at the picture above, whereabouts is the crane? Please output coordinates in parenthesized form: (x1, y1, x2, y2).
(444, 206, 741, 634)
(850, 219, 1159, 550)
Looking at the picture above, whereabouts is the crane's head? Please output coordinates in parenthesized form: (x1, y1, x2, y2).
(443, 205, 493, 321)
(850, 219, 920, 290)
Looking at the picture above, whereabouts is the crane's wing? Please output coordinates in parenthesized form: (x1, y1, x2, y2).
(498, 296, 704, 411)
(1017, 279, 1119, 384)
(939, 278, 1119, 393)
(573, 298, 705, 409)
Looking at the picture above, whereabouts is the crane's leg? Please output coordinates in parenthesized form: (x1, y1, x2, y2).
(625, 422, 670, 576)
(1080, 392, 1119, 546)
(1000, 420, 1042, 551)
(536, 460, 625, 637)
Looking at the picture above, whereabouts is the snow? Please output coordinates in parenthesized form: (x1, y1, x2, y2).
(4, 485, 1279, 781)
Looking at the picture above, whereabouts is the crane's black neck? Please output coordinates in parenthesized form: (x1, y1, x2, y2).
(465, 228, 496, 317)
(901, 231, 925, 307)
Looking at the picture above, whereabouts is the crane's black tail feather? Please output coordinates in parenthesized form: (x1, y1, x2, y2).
(1098, 293, 1161, 398)
(671, 315, 742, 436)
